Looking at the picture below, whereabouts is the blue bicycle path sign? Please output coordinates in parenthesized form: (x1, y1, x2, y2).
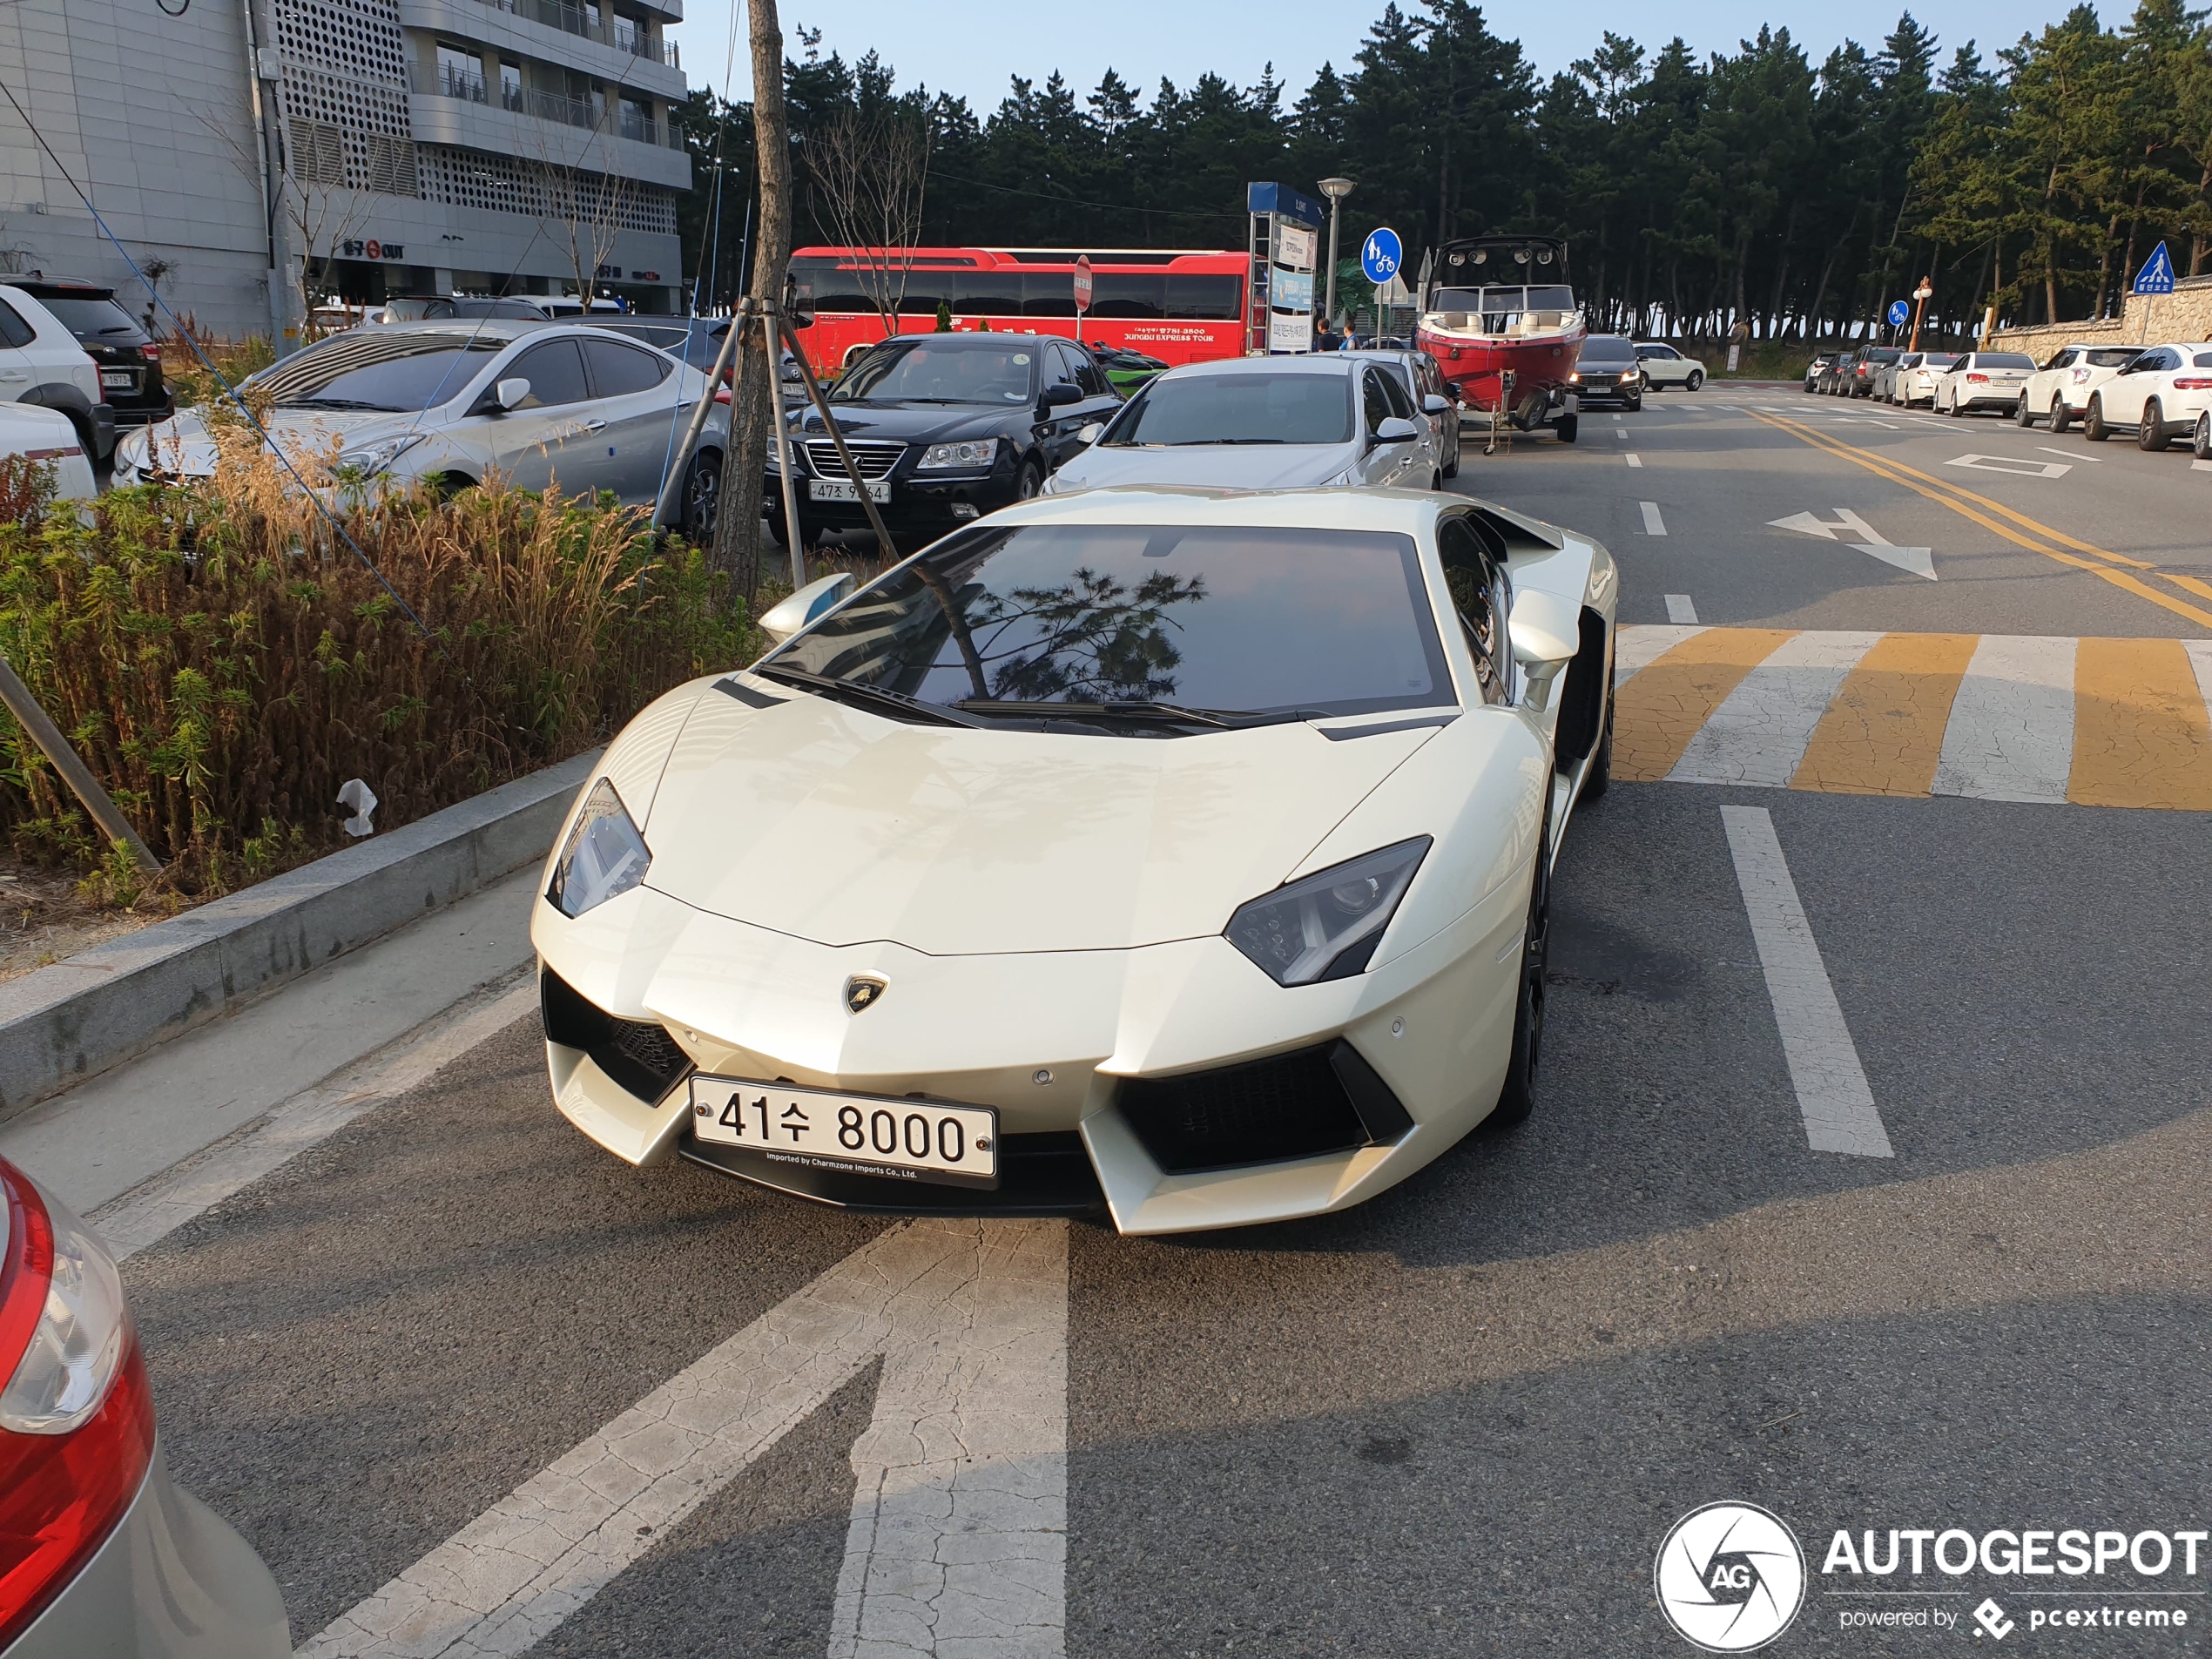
(1886, 300, 1911, 327)
(1361, 228, 1403, 284)
(2133, 242, 2175, 296)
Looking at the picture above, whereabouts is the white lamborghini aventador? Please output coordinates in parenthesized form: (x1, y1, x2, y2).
(530, 487, 1618, 1234)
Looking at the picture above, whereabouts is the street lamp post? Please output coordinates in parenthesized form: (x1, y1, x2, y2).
(1318, 177, 1354, 330)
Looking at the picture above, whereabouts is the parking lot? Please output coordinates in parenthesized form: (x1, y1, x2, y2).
(7, 383, 2210, 1656)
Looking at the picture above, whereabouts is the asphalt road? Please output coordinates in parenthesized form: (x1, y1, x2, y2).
(101, 386, 2212, 1658)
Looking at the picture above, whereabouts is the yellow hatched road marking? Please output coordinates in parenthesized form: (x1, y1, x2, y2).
(1790, 632, 1980, 796)
(1750, 413, 2212, 631)
(1613, 629, 1797, 781)
(2067, 637, 2212, 811)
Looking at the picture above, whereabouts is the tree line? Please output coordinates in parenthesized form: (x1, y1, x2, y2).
(675, 3, 2212, 344)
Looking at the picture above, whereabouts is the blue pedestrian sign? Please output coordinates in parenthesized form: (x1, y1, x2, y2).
(1886, 300, 1911, 327)
(1360, 228, 1403, 284)
(2134, 242, 2175, 296)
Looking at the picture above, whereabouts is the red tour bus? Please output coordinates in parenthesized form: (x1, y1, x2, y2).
(786, 246, 1249, 370)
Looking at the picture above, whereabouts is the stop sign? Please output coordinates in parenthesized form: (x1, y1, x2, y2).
(1073, 255, 1093, 314)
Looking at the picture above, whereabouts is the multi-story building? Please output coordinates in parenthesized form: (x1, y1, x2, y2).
(0, 0, 688, 341)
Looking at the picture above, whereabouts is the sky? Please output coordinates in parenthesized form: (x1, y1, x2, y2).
(669, 2, 2088, 108)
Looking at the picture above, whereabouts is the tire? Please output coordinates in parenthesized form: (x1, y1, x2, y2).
(2195, 412, 2211, 462)
(680, 448, 721, 542)
(1555, 412, 1578, 443)
(1580, 673, 1614, 802)
(1430, 469, 1442, 491)
(1015, 457, 1046, 500)
(2014, 395, 2034, 427)
(2138, 400, 2168, 451)
(1686, 368, 1703, 390)
(1487, 778, 1554, 1131)
(1625, 393, 1642, 413)
(2050, 400, 2071, 435)
(2085, 395, 2110, 442)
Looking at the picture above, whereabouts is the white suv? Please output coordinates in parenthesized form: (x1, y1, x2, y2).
(2015, 343, 2139, 431)
(0, 284, 113, 462)
(2081, 341, 2212, 449)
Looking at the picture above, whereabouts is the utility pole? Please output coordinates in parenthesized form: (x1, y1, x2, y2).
(712, 0, 796, 599)
(1318, 178, 1353, 328)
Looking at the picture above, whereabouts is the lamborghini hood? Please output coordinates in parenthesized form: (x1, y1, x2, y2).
(637, 680, 1437, 956)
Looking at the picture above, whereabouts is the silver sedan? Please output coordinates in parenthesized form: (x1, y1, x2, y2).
(1041, 355, 1441, 496)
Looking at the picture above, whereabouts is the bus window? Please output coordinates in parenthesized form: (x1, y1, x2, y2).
(1166, 273, 1242, 320)
(952, 273, 1022, 317)
(1089, 273, 1167, 318)
(1022, 273, 1079, 317)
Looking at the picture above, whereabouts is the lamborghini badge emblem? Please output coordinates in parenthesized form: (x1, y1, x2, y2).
(844, 974, 887, 1015)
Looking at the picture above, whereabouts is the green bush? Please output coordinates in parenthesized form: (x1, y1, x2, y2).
(0, 446, 754, 900)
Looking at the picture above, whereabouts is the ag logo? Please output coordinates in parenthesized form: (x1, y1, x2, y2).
(843, 974, 887, 1015)
(1655, 1502, 1806, 1652)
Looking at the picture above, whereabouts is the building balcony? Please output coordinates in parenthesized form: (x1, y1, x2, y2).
(406, 71, 691, 190)
(397, 0, 685, 98)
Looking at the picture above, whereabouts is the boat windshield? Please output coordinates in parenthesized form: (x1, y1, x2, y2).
(1427, 286, 1575, 330)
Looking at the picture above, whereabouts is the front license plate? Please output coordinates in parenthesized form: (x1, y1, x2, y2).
(688, 1076, 998, 1189)
(101, 370, 134, 389)
(809, 478, 890, 503)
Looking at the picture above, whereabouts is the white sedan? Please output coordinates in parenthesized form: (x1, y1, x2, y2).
(1932, 351, 2036, 415)
(2014, 342, 2140, 430)
(2081, 341, 2212, 448)
(529, 487, 1619, 1235)
(1041, 356, 1442, 496)
(1633, 343, 1707, 389)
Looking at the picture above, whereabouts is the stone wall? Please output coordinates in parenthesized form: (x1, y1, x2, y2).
(1993, 273, 2212, 362)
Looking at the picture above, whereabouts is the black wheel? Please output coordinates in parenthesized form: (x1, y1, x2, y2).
(2139, 400, 2168, 451)
(1443, 422, 1460, 478)
(1625, 393, 1642, 413)
(2051, 400, 2072, 434)
(1015, 456, 1046, 499)
(680, 448, 722, 541)
(2014, 395, 2034, 427)
(2195, 412, 2211, 461)
(1580, 673, 1613, 802)
(1555, 413, 1578, 443)
(1686, 368, 1703, 390)
(2085, 395, 2110, 442)
(1487, 779, 1554, 1131)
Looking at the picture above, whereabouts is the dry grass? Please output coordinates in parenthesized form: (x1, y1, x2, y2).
(1, 435, 753, 906)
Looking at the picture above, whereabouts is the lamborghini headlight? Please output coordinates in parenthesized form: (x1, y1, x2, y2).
(547, 778, 650, 919)
(1225, 837, 1432, 986)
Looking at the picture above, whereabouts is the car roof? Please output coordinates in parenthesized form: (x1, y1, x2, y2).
(9, 279, 118, 300)
(351, 319, 560, 345)
(1153, 354, 1356, 378)
(981, 483, 1464, 537)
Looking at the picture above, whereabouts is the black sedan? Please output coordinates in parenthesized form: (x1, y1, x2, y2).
(765, 333, 1121, 548)
(17, 280, 171, 429)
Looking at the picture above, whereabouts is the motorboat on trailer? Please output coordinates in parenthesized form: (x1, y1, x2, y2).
(1416, 236, 1587, 442)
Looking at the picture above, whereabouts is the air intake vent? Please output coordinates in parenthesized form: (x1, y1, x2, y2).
(540, 967, 693, 1105)
(1116, 1039, 1412, 1175)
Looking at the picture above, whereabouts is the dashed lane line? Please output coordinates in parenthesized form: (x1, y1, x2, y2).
(1641, 501, 1668, 535)
(1626, 454, 1643, 468)
(300, 1219, 1069, 1659)
(1722, 806, 1894, 1160)
(1664, 595, 1699, 624)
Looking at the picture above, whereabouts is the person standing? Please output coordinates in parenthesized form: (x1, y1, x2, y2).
(1315, 314, 1342, 353)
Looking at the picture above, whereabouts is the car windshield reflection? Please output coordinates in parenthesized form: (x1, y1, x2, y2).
(833, 341, 1039, 405)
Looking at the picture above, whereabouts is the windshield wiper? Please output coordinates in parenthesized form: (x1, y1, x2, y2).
(754, 664, 982, 727)
(280, 397, 395, 411)
(954, 699, 1312, 730)
(1161, 437, 1291, 446)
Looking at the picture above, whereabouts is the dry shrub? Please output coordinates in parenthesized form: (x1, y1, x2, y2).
(0, 444, 752, 897)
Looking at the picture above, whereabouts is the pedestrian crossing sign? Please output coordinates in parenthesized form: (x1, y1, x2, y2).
(2133, 241, 2175, 295)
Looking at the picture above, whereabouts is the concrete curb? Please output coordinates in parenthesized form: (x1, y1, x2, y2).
(0, 750, 597, 1125)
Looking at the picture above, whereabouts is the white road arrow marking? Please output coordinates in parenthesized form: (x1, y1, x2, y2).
(1946, 453, 2070, 478)
(1767, 509, 1935, 579)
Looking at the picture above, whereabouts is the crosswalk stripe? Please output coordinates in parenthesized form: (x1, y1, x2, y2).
(1932, 635, 2077, 804)
(1668, 631, 1884, 787)
(1793, 631, 1980, 797)
(1615, 628, 1797, 782)
(2068, 637, 2212, 811)
(1615, 627, 2212, 810)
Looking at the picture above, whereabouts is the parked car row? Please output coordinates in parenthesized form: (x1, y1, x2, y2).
(0, 280, 172, 467)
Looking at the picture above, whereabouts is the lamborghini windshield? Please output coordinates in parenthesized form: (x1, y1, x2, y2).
(764, 523, 1452, 729)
